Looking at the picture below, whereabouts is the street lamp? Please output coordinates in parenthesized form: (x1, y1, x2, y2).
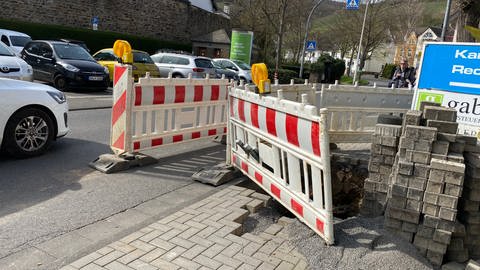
(299, 0, 324, 79)
(352, 0, 370, 84)
(441, 0, 453, 41)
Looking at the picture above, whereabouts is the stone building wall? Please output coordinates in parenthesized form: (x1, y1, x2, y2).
(0, 0, 230, 43)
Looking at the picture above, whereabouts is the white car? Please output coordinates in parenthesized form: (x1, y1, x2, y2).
(0, 78, 69, 158)
(0, 41, 33, 81)
(0, 29, 32, 56)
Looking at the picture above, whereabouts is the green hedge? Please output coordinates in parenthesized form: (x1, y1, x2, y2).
(267, 68, 303, 84)
(310, 54, 345, 84)
(0, 19, 191, 54)
(381, 63, 397, 79)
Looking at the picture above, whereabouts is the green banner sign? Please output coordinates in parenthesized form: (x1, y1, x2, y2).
(230, 30, 253, 65)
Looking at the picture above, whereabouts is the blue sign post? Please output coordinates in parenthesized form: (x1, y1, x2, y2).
(92, 16, 99, 30)
(306, 41, 316, 51)
(346, 0, 359, 10)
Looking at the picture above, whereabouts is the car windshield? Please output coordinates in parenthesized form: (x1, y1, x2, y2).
(133, 52, 154, 64)
(195, 59, 214, 68)
(0, 42, 14, 56)
(10, 36, 32, 47)
(232, 60, 251, 70)
(212, 61, 221, 69)
(54, 44, 94, 61)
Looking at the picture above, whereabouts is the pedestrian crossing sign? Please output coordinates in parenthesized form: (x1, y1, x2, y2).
(346, 0, 359, 10)
(306, 40, 316, 51)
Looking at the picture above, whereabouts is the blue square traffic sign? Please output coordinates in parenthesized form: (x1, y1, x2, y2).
(346, 0, 359, 10)
(306, 41, 316, 51)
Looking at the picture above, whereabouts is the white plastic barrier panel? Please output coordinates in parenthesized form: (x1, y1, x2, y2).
(110, 64, 229, 155)
(228, 85, 334, 244)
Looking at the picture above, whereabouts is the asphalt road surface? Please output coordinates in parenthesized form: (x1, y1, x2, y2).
(0, 107, 227, 262)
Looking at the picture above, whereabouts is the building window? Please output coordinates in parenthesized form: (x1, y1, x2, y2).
(197, 47, 207, 56)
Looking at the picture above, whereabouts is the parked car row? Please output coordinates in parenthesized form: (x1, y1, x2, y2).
(0, 28, 253, 92)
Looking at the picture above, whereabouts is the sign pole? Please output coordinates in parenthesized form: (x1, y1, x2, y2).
(353, 0, 369, 84)
(299, 0, 324, 79)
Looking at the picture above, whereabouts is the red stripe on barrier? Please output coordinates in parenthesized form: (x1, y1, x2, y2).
(112, 131, 125, 150)
(311, 122, 321, 157)
(254, 172, 263, 184)
(271, 184, 281, 199)
(153, 86, 165, 104)
(211, 85, 219, 100)
(173, 135, 183, 142)
(175, 86, 186, 103)
(238, 99, 246, 122)
(133, 141, 140, 150)
(152, 138, 163, 146)
(251, 103, 259, 128)
(232, 154, 237, 164)
(286, 114, 299, 147)
(113, 66, 126, 86)
(266, 108, 277, 136)
(208, 129, 217, 136)
(241, 161, 248, 173)
(192, 132, 201, 139)
(223, 127, 227, 133)
(316, 218, 324, 234)
(291, 199, 304, 217)
(112, 91, 126, 126)
(194, 85, 203, 102)
(134, 86, 142, 106)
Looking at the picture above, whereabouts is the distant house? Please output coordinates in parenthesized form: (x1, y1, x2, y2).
(191, 29, 231, 58)
(393, 27, 444, 68)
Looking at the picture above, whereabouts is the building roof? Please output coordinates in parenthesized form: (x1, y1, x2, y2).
(191, 29, 230, 45)
(189, 0, 218, 13)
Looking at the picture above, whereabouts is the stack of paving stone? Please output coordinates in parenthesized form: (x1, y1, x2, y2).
(362, 124, 402, 216)
(461, 151, 480, 260)
(382, 109, 434, 243)
(446, 222, 469, 263)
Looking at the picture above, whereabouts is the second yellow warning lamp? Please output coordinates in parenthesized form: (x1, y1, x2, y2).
(113, 40, 133, 64)
(251, 63, 271, 94)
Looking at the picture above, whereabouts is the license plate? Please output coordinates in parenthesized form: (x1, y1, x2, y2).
(89, 76, 103, 81)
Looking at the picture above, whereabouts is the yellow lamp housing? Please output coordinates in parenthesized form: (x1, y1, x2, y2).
(113, 40, 133, 64)
(251, 63, 271, 94)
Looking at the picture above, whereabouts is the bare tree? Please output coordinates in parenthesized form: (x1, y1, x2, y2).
(385, 0, 424, 43)
(453, 0, 480, 42)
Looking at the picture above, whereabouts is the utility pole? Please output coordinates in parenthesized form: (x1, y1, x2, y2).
(352, 0, 370, 84)
(299, 0, 324, 79)
(441, 0, 453, 41)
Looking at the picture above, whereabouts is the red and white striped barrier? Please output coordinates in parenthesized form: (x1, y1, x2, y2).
(110, 64, 229, 155)
(228, 86, 334, 244)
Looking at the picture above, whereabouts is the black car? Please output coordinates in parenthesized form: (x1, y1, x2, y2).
(212, 61, 239, 81)
(20, 40, 109, 91)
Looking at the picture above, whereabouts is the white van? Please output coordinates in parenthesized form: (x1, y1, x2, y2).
(0, 29, 32, 56)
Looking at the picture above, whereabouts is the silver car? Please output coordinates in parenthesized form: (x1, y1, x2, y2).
(150, 52, 216, 79)
(212, 58, 252, 83)
(0, 41, 33, 81)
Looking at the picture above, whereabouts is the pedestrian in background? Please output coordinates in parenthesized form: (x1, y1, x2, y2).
(388, 59, 415, 88)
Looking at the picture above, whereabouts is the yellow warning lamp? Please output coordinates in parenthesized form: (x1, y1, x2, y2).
(251, 63, 271, 94)
(113, 40, 133, 64)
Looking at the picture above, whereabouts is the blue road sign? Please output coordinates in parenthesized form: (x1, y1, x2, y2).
(92, 16, 99, 24)
(306, 40, 316, 51)
(418, 43, 480, 95)
(346, 0, 359, 10)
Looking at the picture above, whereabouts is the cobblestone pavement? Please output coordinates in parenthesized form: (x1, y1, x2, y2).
(62, 186, 308, 270)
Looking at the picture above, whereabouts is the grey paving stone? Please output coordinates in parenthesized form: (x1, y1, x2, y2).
(109, 241, 137, 254)
(71, 252, 103, 268)
(182, 244, 208, 260)
(150, 257, 180, 270)
(130, 239, 156, 252)
(105, 261, 135, 270)
(161, 246, 187, 262)
(117, 249, 148, 265)
(140, 248, 168, 263)
(172, 256, 202, 270)
(150, 237, 175, 251)
(128, 259, 159, 270)
(193, 254, 222, 269)
(214, 253, 243, 268)
(94, 250, 125, 266)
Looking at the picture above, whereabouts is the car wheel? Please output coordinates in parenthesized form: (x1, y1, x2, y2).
(3, 108, 55, 158)
(54, 75, 67, 91)
(173, 74, 183, 78)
